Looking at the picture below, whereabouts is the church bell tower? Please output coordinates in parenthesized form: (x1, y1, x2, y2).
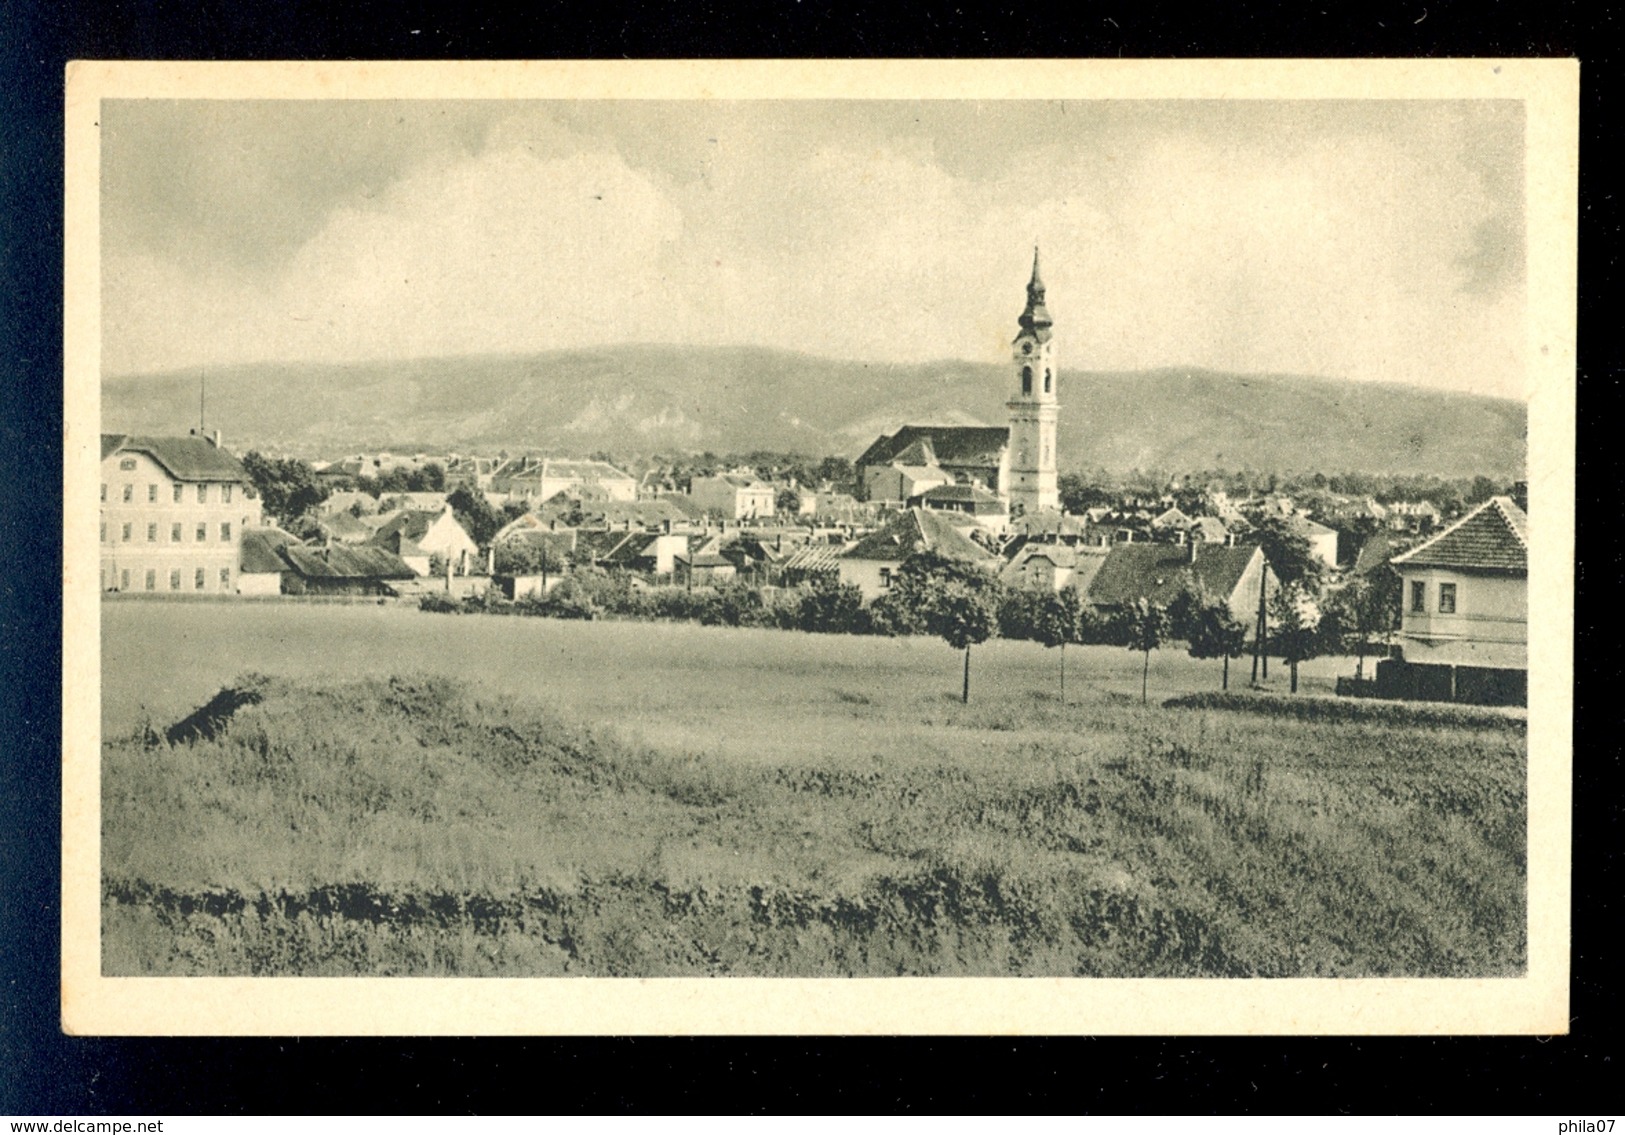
(1007, 246, 1060, 516)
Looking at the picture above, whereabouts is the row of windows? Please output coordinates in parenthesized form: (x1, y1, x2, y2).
(1410, 580, 1458, 614)
(101, 482, 234, 505)
(102, 521, 233, 543)
(107, 566, 234, 592)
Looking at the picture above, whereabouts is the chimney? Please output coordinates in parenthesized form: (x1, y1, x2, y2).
(1188, 536, 1199, 564)
(486, 546, 495, 575)
(775, 534, 783, 552)
(663, 518, 673, 534)
(549, 519, 557, 532)
(623, 517, 632, 532)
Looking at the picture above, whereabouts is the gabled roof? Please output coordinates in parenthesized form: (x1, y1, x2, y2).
(104, 434, 249, 483)
(843, 507, 997, 564)
(370, 509, 446, 545)
(1351, 529, 1410, 577)
(314, 510, 377, 544)
(101, 434, 130, 460)
(1285, 514, 1338, 538)
(1084, 543, 1262, 609)
(239, 526, 301, 574)
(856, 426, 1009, 470)
(1390, 496, 1527, 573)
(919, 482, 1006, 512)
(280, 544, 417, 581)
(781, 544, 844, 574)
(1151, 506, 1193, 530)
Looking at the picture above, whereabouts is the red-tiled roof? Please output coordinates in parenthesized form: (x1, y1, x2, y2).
(1390, 496, 1527, 573)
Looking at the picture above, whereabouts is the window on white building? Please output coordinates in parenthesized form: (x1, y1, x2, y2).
(1410, 581, 1426, 613)
(1438, 582, 1457, 614)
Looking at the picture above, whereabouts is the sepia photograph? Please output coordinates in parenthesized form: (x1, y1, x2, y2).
(61, 60, 1577, 1034)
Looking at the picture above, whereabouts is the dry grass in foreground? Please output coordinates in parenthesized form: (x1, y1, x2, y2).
(103, 673, 1525, 977)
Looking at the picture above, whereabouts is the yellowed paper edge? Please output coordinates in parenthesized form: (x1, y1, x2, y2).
(62, 57, 1577, 1036)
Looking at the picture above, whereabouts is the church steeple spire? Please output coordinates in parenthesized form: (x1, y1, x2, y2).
(1019, 244, 1052, 335)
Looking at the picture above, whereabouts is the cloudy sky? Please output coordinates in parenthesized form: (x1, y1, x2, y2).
(101, 98, 1526, 399)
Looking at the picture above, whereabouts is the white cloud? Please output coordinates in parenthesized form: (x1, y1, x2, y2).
(103, 108, 1525, 401)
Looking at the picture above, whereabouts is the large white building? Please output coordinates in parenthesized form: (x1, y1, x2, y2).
(100, 432, 262, 594)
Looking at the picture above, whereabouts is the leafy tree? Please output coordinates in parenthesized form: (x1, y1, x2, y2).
(447, 484, 501, 547)
(796, 574, 864, 634)
(1249, 516, 1327, 592)
(1323, 569, 1402, 680)
(1181, 596, 1250, 691)
(493, 539, 566, 577)
(1058, 472, 1118, 514)
(889, 551, 1003, 703)
(240, 451, 328, 527)
(1120, 598, 1172, 706)
(500, 499, 531, 523)
(1032, 586, 1088, 704)
(815, 455, 855, 491)
(1268, 583, 1323, 694)
(776, 488, 801, 515)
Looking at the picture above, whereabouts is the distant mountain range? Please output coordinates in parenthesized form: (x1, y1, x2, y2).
(102, 345, 1527, 479)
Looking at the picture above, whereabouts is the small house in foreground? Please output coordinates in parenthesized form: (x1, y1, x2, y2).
(1377, 496, 1527, 705)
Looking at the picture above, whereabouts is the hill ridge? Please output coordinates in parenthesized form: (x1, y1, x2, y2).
(102, 346, 1526, 478)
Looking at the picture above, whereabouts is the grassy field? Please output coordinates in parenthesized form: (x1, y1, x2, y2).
(101, 601, 1526, 977)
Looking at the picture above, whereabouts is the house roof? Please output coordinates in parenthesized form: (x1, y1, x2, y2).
(679, 551, 736, 568)
(856, 426, 1009, 470)
(378, 490, 448, 510)
(1007, 508, 1087, 537)
(314, 510, 377, 544)
(319, 490, 379, 515)
(280, 544, 417, 581)
(843, 507, 997, 564)
(104, 434, 249, 483)
(239, 526, 301, 574)
(1351, 530, 1410, 576)
(1390, 496, 1527, 573)
(1285, 514, 1338, 538)
(1151, 506, 1194, 529)
(1084, 543, 1262, 609)
(918, 482, 1007, 513)
(497, 528, 578, 557)
(781, 544, 844, 574)
(370, 509, 446, 545)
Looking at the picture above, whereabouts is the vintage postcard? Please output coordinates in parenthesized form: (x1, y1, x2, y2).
(62, 59, 1577, 1034)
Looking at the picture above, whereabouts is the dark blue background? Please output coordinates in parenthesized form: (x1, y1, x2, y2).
(2, 0, 1614, 1113)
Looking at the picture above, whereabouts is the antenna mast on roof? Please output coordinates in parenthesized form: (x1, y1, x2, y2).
(199, 370, 207, 433)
